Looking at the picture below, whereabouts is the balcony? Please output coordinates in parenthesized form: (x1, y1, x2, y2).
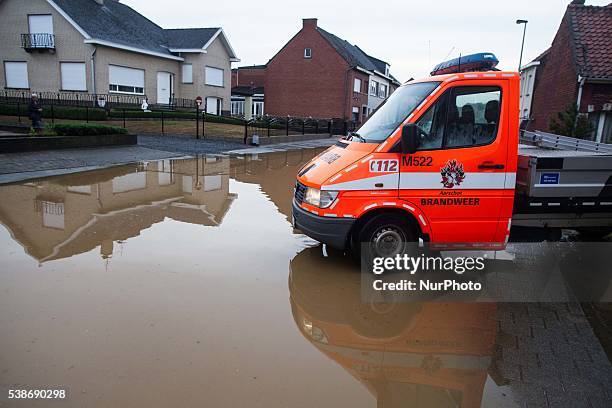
(21, 33, 55, 52)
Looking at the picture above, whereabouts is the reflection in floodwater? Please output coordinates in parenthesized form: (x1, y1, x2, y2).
(0, 149, 323, 264)
(289, 247, 499, 408)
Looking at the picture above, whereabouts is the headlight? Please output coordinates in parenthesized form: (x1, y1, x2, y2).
(303, 318, 329, 344)
(304, 188, 338, 208)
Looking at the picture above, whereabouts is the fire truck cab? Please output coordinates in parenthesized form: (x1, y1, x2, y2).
(293, 56, 519, 256)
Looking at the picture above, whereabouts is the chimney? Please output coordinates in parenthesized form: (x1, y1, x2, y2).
(302, 18, 318, 30)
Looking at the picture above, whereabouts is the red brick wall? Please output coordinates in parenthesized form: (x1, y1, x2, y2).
(581, 83, 612, 111)
(527, 11, 579, 132)
(232, 67, 266, 88)
(264, 19, 350, 118)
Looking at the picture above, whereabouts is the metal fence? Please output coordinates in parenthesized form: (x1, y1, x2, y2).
(243, 116, 356, 144)
(0, 90, 196, 110)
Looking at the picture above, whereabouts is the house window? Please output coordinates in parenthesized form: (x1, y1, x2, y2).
(253, 101, 264, 117)
(109, 65, 145, 95)
(304, 48, 312, 58)
(205, 66, 224, 87)
(60, 62, 87, 91)
(28, 14, 53, 34)
(4, 61, 29, 89)
(182, 64, 193, 84)
(231, 100, 245, 116)
(362, 106, 368, 116)
(378, 84, 388, 99)
(354, 78, 362, 93)
(352, 106, 359, 122)
(370, 80, 378, 96)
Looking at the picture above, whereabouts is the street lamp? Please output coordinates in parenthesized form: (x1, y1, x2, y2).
(516, 19, 528, 71)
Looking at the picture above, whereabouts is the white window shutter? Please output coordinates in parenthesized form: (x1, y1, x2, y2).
(60, 62, 87, 91)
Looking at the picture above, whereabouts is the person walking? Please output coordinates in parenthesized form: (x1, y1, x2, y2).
(28, 93, 44, 135)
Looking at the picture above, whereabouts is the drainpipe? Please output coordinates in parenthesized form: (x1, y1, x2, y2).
(90, 45, 97, 96)
(576, 75, 585, 111)
(343, 66, 353, 120)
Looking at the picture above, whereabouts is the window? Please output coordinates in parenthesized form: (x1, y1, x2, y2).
(304, 48, 312, 58)
(352, 107, 359, 122)
(354, 78, 362, 93)
(28, 14, 53, 34)
(182, 64, 193, 84)
(108, 65, 144, 95)
(205, 66, 223, 87)
(362, 106, 368, 116)
(378, 84, 388, 98)
(231, 100, 245, 116)
(60, 62, 86, 91)
(370, 80, 378, 96)
(445, 86, 501, 148)
(253, 101, 264, 117)
(356, 81, 439, 142)
(4, 61, 29, 89)
(416, 93, 448, 150)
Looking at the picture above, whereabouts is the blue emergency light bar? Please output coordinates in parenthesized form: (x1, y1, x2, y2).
(430, 52, 499, 76)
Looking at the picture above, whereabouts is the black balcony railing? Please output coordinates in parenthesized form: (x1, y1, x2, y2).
(21, 33, 55, 51)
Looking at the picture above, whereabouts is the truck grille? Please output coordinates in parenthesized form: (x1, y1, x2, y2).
(294, 182, 307, 204)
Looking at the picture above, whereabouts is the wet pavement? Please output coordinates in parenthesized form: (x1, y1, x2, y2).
(0, 150, 611, 407)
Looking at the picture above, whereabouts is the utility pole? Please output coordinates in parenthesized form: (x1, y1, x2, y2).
(516, 19, 528, 71)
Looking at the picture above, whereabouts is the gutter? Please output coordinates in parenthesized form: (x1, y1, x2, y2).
(90, 45, 97, 96)
(576, 75, 586, 111)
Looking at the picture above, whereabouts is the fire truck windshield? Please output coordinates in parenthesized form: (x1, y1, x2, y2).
(356, 81, 440, 143)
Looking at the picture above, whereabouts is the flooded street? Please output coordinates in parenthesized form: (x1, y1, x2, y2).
(0, 151, 608, 407)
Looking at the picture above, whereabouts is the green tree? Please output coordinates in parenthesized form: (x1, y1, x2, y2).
(549, 104, 594, 139)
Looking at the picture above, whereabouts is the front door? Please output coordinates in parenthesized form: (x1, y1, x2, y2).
(399, 81, 508, 244)
(157, 72, 171, 105)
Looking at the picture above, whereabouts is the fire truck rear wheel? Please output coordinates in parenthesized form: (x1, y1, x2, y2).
(358, 213, 417, 259)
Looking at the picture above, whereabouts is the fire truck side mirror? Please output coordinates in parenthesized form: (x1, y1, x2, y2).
(401, 124, 420, 154)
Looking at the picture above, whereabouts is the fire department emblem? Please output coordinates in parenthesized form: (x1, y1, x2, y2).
(440, 159, 465, 188)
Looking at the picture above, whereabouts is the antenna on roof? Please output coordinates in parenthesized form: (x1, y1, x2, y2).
(443, 46, 455, 61)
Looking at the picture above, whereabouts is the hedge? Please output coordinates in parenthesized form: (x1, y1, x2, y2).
(108, 109, 245, 125)
(0, 103, 107, 121)
(47, 123, 128, 136)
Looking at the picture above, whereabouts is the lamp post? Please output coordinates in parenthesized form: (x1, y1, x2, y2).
(516, 19, 528, 71)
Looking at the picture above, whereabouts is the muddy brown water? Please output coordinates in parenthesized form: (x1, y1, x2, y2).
(0, 151, 518, 407)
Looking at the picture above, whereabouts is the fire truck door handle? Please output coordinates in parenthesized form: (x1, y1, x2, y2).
(478, 162, 505, 170)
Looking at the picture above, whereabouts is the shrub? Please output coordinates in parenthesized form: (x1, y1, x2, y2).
(0, 103, 107, 121)
(47, 123, 128, 136)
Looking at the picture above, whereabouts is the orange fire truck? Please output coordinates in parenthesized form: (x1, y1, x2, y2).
(293, 55, 612, 257)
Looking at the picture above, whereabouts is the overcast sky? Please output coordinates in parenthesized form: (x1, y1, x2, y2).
(122, 0, 609, 81)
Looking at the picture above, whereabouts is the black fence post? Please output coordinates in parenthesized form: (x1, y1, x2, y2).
(267, 117, 271, 138)
(243, 120, 248, 144)
(86, 106, 89, 123)
(302, 119, 305, 135)
(17, 102, 21, 123)
(161, 110, 164, 134)
(195, 108, 199, 139)
(202, 107, 206, 139)
(122, 108, 126, 128)
(286, 117, 289, 136)
(315, 120, 319, 134)
(51, 103, 55, 124)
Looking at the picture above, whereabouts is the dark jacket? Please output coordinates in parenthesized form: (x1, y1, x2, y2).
(28, 100, 42, 121)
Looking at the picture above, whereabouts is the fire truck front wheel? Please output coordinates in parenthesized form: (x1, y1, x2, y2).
(357, 213, 417, 259)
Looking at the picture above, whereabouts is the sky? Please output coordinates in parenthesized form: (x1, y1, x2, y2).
(121, 0, 610, 81)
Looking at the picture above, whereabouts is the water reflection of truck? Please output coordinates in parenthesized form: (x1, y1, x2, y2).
(289, 247, 497, 407)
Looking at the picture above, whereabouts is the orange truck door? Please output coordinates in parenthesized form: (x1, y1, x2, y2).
(399, 80, 510, 244)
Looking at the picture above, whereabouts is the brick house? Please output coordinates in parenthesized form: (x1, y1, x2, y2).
(520, 0, 611, 143)
(230, 65, 265, 117)
(0, 0, 239, 114)
(232, 18, 400, 123)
